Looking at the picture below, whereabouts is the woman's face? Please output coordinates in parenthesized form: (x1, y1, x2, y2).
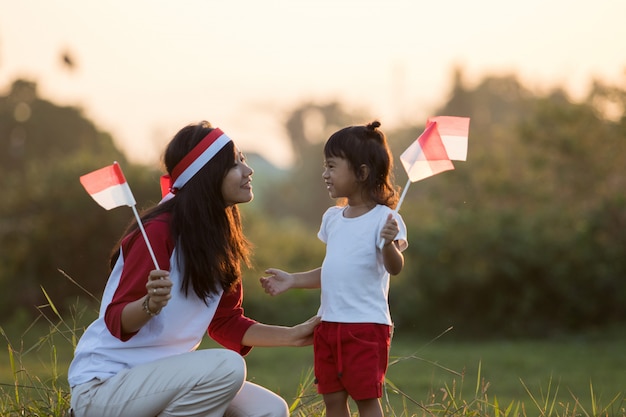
(222, 146, 254, 206)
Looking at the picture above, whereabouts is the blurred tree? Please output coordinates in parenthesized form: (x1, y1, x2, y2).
(259, 101, 367, 228)
(239, 206, 324, 326)
(0, 79, 159, 320)
(389, 71, 626, 337)
(244, 72, 626, 337)
(2, 70, 625, 339)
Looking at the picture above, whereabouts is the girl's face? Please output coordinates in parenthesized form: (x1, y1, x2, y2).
(222, 146, 254, 206)
(322, 155, 359, 200)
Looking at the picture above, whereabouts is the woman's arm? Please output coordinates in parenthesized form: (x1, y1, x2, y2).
(105, 218, 174, 340)
(240, 316, 320, 347)
(120, 270, 172, 334)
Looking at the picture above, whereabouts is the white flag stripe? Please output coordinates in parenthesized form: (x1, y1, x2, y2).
(404, 159, 455, 182)
(89, 182, 136, 210)
(440, 134, 468, 161)
(400, 141, 429, 163)
(404, 162, 437, 182)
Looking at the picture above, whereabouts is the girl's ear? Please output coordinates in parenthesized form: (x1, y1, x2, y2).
(357, 164, 370, 181)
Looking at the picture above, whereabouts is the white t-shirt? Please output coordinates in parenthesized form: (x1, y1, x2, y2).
(317, 204, 408, 325)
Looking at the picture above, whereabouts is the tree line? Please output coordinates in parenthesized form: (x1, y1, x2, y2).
(1, 71, 624, 338)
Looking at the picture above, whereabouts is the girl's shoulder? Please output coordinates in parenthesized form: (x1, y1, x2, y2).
(320, 206, 345, 228)
(367, 204, 395, 220)
(322, 205, 345, 219)
(373, 204, 393, 213)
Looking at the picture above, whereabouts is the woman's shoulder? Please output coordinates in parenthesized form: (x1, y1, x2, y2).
(150, 211, 172, 224)
(122, 212, 172, 247)
(144, 212, 172, 240)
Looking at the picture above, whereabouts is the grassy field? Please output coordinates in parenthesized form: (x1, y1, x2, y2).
(238, 326, 626, 415)
(1, 317, 625, 416)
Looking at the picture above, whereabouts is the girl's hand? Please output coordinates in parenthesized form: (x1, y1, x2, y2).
(380, 213, 400, 247)
(146, 270, 173, 313)
(260, 268, 293, 296)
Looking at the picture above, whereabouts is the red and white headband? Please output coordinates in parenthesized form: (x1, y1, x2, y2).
(159, 128, 231, 202)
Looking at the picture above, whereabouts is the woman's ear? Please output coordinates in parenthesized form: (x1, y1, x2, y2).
(357, 164, 370, 181)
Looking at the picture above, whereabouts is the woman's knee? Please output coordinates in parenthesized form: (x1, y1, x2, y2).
(224, 381, 289, 417)
(263, 393, 289, 417)
(200, 349, 246, 391)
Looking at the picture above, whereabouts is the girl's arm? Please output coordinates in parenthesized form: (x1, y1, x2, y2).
(380, 213, 405, 275)
(260, 267, 321, 296)
(382, 241, 404, 275)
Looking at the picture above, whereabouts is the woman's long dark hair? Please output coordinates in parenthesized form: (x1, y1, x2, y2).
(110, 121, 251, 299)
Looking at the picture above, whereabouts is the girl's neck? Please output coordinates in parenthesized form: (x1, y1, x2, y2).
(344, 200, 376, 218)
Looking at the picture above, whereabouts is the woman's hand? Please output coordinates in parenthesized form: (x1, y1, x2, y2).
(289, 315, 321, 346)
(146, 270, 173, 313)
(121, 270, 172, 333)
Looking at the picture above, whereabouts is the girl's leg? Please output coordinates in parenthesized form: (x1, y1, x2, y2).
(323, 390, 350, 417)
(71, 349, 245, 417)
(224, 381, 289, 417)
(354, 398, 383, 417)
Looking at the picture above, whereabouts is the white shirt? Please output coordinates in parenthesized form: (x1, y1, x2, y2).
(317, 204, 408, 325)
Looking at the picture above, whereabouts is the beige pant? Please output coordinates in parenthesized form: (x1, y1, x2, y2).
(70, 349, 289, 417)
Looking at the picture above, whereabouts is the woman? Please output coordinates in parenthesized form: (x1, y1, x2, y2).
(68, 121, 319, 417)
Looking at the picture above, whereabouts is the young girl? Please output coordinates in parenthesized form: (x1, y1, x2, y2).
(260, 121, 408, 417)
(68, 121, 319, 417)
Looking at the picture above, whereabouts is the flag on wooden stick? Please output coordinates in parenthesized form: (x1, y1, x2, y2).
(379, 116, 470, 250)
(399, 121, 455, 183)
(79, 162, 136, 210)
(80, 162, 160, 269)
(427, 116, 470, 161)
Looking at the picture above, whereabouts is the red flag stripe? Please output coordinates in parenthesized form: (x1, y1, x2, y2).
(79, 162, 127, 195)
(427, 116, 470, 136)
(418, 122, 449, 161)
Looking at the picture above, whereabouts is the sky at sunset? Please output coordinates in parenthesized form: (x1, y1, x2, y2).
(1, 0, 625, 167)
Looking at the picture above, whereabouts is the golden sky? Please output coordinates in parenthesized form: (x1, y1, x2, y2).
(1, 0, 625, 167)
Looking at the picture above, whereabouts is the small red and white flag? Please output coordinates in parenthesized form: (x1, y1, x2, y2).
(427, 116, 470, 161)
(79, 161, 160, 269)
(379, 115, 470, 249)
(400, 121, 455, 183)
(79, 162, 136, 210)
(400, 116, 470, 183)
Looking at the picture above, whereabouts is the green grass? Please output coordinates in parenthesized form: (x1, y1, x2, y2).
(1, 299, 625, 416)
(385, 326, 626, 412)
(234, 326, 626, 416)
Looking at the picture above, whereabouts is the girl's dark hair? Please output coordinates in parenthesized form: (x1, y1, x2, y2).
(110, 121, 251, 299)
(324, 120, 398, 208)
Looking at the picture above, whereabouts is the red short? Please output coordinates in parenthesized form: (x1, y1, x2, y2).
(313, 321, 392, 400)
